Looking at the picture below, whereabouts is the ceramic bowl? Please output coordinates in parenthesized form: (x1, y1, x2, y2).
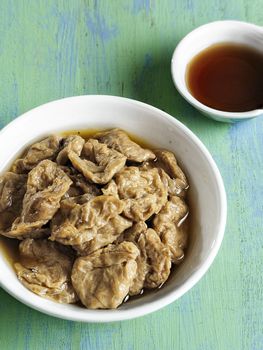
(171, 20, 263, 122)
(0, 95, 227, 322)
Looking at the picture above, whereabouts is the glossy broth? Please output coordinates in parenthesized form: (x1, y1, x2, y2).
(186, 43, 263, 112)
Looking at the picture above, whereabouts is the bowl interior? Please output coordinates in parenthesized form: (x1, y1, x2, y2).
(0, 96, 226, 322)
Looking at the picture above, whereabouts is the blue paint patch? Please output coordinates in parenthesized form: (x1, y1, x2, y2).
(228, 119, 263, 219)
(86, 11, 118, 42)
(0, 75, 19, 129)
(251, 334, 263, 350)
(24, 309, 33, 350)
(228, 119, 253, 142)
(132, 0, 151, 15)
(80, 323, 118, 350)
(186, 0, 194, 11)
(179, 289, 201, 313)
(12, 76, 18, 116)
(198, 341, 214, 350)
(80, 333, 93, 350)
(52, 9, 78, 95)
(143, 53, 153, 70)
(83, 4, 118, 94)
(133, 53, 153, 90)
(125, 345, 135, 350)
(0, 0, 16, 54)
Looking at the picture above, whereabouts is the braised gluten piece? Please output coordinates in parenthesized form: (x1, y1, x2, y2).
(0, 129, 189, 309)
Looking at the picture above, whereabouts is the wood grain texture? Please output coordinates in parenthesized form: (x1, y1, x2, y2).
(0, 1, 263, 349)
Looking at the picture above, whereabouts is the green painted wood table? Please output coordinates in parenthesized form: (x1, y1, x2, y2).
(0, 1, 262, 349)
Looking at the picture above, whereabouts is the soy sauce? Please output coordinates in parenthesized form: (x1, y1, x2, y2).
(186, 43, 263, 112)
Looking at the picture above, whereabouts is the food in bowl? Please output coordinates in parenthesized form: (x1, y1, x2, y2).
(0, 128, 189, 309)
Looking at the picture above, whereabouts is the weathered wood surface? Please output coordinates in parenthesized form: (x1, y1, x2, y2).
(0, 1, 262, 349)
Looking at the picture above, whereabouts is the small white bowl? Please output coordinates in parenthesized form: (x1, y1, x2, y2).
(0, 95, 227, 322)
(171, 20, 263, 122)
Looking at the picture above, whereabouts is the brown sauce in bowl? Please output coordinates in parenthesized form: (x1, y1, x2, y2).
(186, 43, 263, 112)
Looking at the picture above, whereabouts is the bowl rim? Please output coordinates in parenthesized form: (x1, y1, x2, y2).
(171, 20, 263, 121)
(0, 95, 227, 322)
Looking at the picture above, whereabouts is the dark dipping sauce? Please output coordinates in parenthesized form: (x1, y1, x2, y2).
(186, 43, 263, 112)
(0, 129, 191, 307)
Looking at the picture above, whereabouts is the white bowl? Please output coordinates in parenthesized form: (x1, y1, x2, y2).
(171, 20, 263, 122)
(0, 95, 227, 322)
